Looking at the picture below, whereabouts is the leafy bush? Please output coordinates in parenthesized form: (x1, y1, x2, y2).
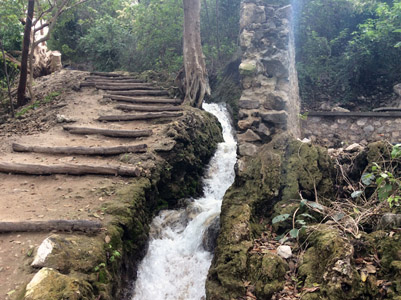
(295, 0, 401, 108)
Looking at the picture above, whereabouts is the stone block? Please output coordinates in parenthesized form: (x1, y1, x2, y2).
(363, 125, 374, 134)
(256, 123, 271, 139)
(240, 29, 254, 49)
(337, 118, 347, 124)
(239, 99, 260, 109)
(239, 143, 259, 157)
(263, 92, 287, 110)
(240, 3, 266, 29)
(260, 110, 288, 124)
(238, 117, 259, 131)
(238, 129, 261, 143)
(356, 119, 367, 126)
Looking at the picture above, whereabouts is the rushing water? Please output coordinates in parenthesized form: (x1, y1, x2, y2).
(131, 103, 237, 300)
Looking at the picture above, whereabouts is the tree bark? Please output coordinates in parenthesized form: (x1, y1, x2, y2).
(17, 0, 35, 107)
(106, 95, 181, 105)
(98, 112, 183, 122)
(115, 104, 183, 112)
(0, 39, 14, 117)
(182, 0, 210, 108)
(12, 143, 147, 155)
(63, 126, 153, 138)
(106, 90, 169, 96)
(0, 162, 141, 177)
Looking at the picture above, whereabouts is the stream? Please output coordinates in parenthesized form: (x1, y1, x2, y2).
(131, 103, 237, 300)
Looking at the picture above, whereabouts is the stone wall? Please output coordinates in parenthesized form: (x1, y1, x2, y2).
(237, 0, 300, 157)
(302, 112, 401, 146)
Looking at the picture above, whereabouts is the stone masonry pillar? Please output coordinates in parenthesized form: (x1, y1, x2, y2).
(237, 0, 301, 157)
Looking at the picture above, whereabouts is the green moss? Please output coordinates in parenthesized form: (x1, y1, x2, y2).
(248, 253, 288, 298)
(23, 268, 94, 300)
(282, 141, 334, 203)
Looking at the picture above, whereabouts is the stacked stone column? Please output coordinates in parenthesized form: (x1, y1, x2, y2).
(237, 0, 300, 157)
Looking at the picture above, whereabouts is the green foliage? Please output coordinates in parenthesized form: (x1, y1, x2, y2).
(361, 161, 401, 207)
(273, 200, 316, 240)
(15, 91, 61, 117)
(295, 0, 401, 107)
(48, 0, 240, 74)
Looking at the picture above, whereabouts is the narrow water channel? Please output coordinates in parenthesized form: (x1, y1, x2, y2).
(131, 103, 237, 300)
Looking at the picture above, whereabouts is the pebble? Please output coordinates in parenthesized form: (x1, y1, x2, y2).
(277, 245, 292, 259)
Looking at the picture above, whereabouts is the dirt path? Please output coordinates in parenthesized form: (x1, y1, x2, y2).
(0, 70, 181, 299)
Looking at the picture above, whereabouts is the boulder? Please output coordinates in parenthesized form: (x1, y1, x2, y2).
(237, 129, 261, 143)
(202, 215, 220, 252)
(24, 268, 94, 300)
(239, 143, 259, 157)
(378, 213, 401, 230)
(248, 253, 288, 298)
(30, 234, 104, 273)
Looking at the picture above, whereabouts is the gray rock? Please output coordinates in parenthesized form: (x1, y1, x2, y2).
(238, 129, 261, 143)
(238, 117, 259, 131)
(319, 102, 332, 111)
(240, 3, 266, 29)
(239, 143, 259, 157)
(56, 114, 76, 123)
(345, 143, 363, 152)
(378, 213, 401, 230)
(202, 216, 220, 252)
(394, 83, 401, 97)
(239, 99, 260, 109)
(363, 125, 374, 134)
(275, 5, 292, 19)
(277, 245, 292, 259)
(263, 92, 287, 110)
(260, 110, 288, 124)
(332, 106, 350, 113)
(32, 237, 55, 268)
(256, 123, 271, 139)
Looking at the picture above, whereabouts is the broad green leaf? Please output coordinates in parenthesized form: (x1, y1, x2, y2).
(299, 213, 315, 220)
(362, 173, 375, 185)
(289, 228, 299, 238)
(296, 219, 307, 226)
(307, 201, 325, 211)
(391, 144, 401, 158)
(272, 214, 290, 224)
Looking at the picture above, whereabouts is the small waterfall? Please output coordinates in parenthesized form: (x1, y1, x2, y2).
(131, 103, 237, 300)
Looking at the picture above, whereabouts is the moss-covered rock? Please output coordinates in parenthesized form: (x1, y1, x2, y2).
(297, 225, 388, 300)
(207, 137, 336, 300)
(281, 140, 334, 203)
(23, 268, 94, 300)
(248, 253, 288, 298)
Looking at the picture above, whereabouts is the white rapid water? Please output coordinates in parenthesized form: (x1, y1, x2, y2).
(131, 103, 237, 300)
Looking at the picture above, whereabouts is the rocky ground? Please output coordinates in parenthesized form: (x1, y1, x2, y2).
(0, 70, 222, 299)
(207, 136, 401, 300)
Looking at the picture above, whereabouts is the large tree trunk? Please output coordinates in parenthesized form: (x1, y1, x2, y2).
(182, 0, 210, 108)
(17, 0, 35, 107)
